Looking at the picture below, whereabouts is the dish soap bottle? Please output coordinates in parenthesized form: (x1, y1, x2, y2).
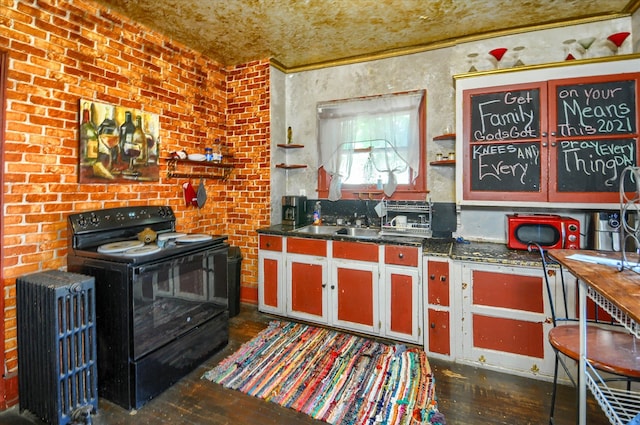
(313, 201, 322, 225)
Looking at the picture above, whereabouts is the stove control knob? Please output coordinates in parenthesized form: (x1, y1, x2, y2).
(77, 216, 87, 228)
(90, 213, 99, 225)
(158, 207, 167, 217)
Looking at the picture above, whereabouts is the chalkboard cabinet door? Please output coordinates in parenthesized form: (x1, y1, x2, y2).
(463, 82, 548, 201)
(463, 73, 640, 203)
(547, 74, 640, 203)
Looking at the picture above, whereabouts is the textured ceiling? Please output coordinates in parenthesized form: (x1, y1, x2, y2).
(93, 0, 637, 71)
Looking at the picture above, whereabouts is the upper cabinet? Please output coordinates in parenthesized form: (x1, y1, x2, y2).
(456, 55, 640, 207)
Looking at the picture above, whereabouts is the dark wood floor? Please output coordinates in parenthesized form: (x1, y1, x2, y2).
(1, 305, 610, 425)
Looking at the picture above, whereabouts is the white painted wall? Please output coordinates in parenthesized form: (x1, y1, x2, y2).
(270, 16, 636, 242)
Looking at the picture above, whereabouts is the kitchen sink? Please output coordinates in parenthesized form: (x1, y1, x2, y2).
(294, 225, 344, 235)
(294, 225, 381, 239)
(336, 227, 381, 239)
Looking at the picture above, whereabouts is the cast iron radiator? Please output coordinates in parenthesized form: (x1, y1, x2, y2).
(17, 270, 98, 425)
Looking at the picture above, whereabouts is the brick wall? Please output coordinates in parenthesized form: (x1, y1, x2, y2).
(0, 0, 270, 407)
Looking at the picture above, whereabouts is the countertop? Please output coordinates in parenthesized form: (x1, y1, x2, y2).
(258, 225, 543, 267)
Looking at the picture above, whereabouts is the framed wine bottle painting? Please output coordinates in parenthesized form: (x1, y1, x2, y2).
(79, 99, 160, 184)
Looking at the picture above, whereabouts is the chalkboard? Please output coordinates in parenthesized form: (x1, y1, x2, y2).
(470, 88, 541, 142)
(470, 142, 541, 192)
(556, 139, 637, 192)
(555, 80, 636, 137)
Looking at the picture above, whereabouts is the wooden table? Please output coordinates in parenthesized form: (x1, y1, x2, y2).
(548, 249, 640, 425)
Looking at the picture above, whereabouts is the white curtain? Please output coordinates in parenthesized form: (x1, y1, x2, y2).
(317, 90, 423, 200)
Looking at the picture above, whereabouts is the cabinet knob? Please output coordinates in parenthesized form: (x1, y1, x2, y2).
(266, 242, 271, 247)
(398, 252, 404, 259)
(440, 275, 447, 282)
(430, 274, 435, 280)
(322, 284, 326, 288)
(430, 322, 435, 329)
(331, 285, 335, 290)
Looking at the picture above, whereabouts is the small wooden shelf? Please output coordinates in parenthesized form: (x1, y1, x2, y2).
(429, 159, 456, 166)
(276, 143, 304, 149)
(276, 143, 307, 170)
(165, 158, 233, 168)
(275, 163, 307, 169)
(433, 133, 456, 141)
(165, 158, 233, 180)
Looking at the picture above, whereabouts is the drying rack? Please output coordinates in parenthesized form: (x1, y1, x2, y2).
(379, 199, 433, 238)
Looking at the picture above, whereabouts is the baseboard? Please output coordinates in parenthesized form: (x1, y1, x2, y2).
(0, 373, 18, 409)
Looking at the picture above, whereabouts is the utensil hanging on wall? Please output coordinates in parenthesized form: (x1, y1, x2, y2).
(196, 178, 207, 208)
(183, 181, 198, 207)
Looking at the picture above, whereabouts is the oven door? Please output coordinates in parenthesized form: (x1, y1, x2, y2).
(131, 244, 229, 360)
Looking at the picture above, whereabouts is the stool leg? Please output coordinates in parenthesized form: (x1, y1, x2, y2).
(549, 353, 560, 425)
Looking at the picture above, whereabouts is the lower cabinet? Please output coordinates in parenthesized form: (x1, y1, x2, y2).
(258, 235, 285, 315)
(286, 237, 329, 323)
(383, 245, 422, 344)
(331, 240, 380, 335)
(258, 235, 564, 378)
(258, 235, 423, 345)
(459, 262, 556, 377)
(424, 258, 451, 357)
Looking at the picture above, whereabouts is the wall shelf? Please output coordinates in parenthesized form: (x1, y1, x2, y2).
(430, 159, 456, 166)
(165, 158, 233, 180)
(433, 133, 456, 141)
(276, 143, 307, 170)
(275, 163, 307, 169)
(276, 143, 305, 149)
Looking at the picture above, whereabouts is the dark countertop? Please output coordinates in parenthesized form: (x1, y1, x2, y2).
(257, 224, 427, 248)
(257, 225, 542, 266)
(451, 240, 542, 267)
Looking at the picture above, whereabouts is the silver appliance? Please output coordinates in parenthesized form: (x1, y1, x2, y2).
(588, 211, 623, 251)
(282, 195, 307, 227)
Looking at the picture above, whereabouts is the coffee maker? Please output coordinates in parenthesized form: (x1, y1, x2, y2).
(282, 196, 307, 227)
(588, 211, 623, 251)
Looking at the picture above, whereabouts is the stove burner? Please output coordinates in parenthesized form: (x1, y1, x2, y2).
(157, 232, 187, 242)
(175, 234, 214, 243)
(122, 244, 162, 257)
(97, 240, 145, 254)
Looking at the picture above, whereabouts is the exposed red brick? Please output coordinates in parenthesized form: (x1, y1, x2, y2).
(1, 0, 272, 406)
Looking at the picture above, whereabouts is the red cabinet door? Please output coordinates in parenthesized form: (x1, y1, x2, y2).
(428, 308, 450, 355)
(471, 269, 545, 358)
(427, 260, 449, 306)
(290, 260, 325, 318)
(335, 266, 374, 326)
(262, 257, 280, 309)
(388, 271, 413, 335)
(258, 235, 284, 315)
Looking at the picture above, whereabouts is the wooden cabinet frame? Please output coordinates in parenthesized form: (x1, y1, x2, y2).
(455, 56, 640, 208)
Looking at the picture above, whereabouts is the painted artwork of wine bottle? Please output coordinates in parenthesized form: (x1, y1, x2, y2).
(78, 99, 160, 184)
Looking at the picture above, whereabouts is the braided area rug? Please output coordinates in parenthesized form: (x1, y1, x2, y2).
(202, 321, 445, 424)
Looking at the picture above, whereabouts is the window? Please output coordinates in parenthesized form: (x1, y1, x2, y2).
(317, 90, 427, 200)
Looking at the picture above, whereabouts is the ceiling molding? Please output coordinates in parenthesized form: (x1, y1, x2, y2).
(276, 12, 631, 74)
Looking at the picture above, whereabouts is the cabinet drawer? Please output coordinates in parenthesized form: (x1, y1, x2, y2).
(428, 308, 450, 356)
(333, 240, 378, 262)
(259, 235, 282, 251)
(384, 245, 419, 267)
(427, 260, 450, 306)
(287, 237, 327, 256)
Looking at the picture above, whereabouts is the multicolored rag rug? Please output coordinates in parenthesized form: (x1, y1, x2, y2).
(202, 321, 445, 424)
